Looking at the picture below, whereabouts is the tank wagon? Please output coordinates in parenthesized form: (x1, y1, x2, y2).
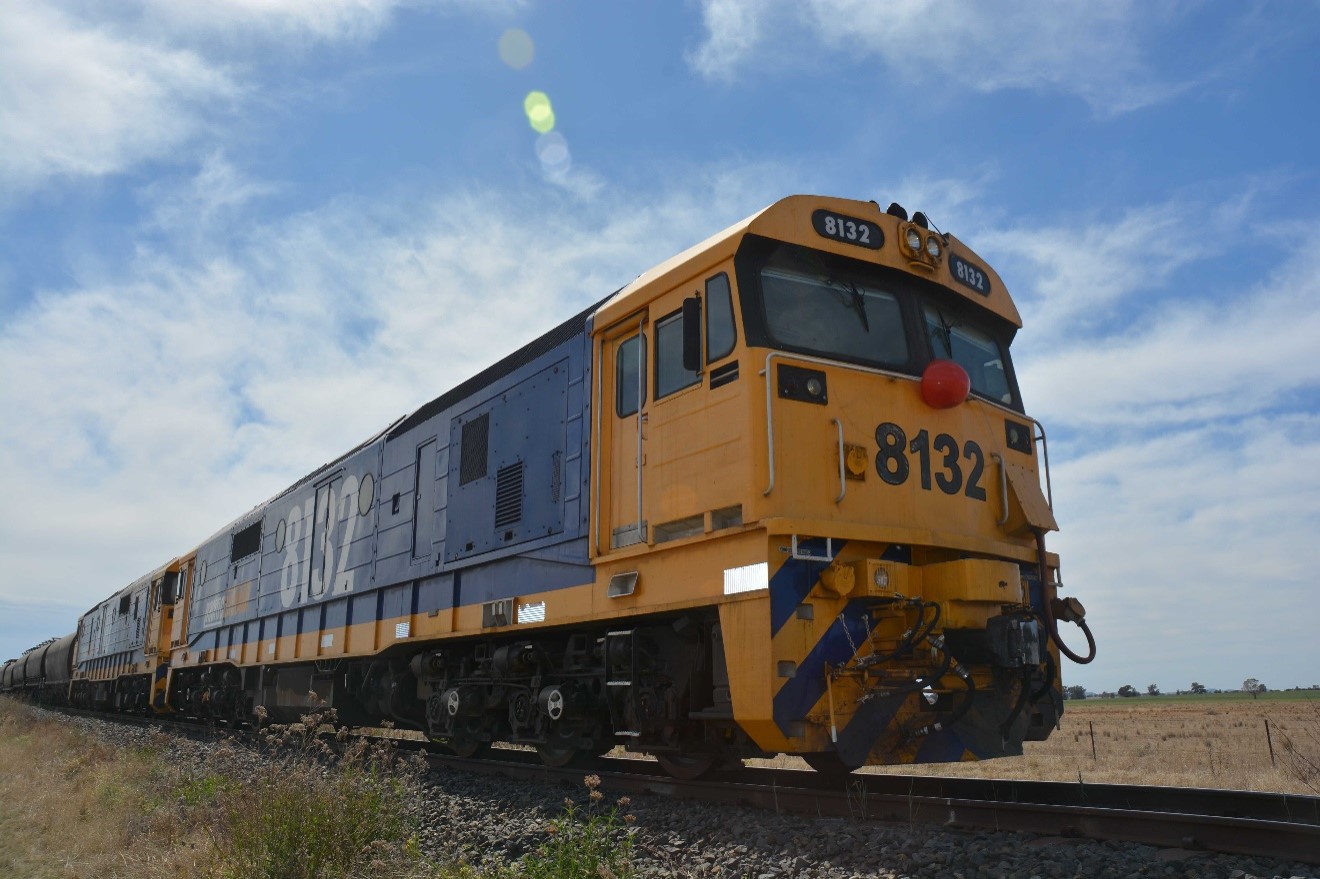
(3, 635, 76, 705)
(2, 194, 1094, 776)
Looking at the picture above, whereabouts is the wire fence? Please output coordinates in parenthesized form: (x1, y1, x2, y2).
(1011, 703, 1320, 792)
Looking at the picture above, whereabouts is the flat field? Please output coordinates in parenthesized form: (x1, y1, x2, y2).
(857, 692, 1320, 793)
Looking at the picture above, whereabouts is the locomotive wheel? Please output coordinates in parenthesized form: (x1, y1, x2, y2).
(802, 752, 854, 777)
(654, 751, 718, 780)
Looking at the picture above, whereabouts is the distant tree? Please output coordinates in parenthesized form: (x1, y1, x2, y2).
(1064, 685, 1087, 701)
(1242, 678, 1266, 699)
(1118, 684, 1138, 698)
(1190, 682, 1207, 694)
(1146, 684, 1160, 696)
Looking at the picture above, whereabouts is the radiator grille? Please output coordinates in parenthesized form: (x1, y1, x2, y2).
(459, 414, 489, 485)
(494, 460, 524, 527)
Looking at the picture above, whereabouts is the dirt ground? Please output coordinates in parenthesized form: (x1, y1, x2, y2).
(809, 693, 1320, 793)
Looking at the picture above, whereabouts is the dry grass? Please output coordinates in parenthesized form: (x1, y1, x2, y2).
(752, 694, 1320, 793)
(0, 699, 450, 879)
(0, 698, 639, 879)
(0, 698, 208, 878)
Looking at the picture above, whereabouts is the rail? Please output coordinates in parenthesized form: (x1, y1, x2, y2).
(26, 702, 1320, 864)
(428, 750, 1320, 864)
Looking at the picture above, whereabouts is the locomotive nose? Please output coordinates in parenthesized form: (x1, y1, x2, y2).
(920, 359, 970, 409)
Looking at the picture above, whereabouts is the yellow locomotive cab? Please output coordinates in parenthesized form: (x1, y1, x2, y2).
(588, 195, 1094, 771)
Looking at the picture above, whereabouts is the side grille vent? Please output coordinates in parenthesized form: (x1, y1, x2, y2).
(550, 450, 563, 503)
(494, 460, 524, 528)
(460, 414, 489, 485)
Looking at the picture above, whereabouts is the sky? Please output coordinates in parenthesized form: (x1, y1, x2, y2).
(1, 1, 1318, 696)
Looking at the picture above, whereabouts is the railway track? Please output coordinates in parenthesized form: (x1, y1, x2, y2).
(35, 702, 1320, 865)
(427, 749, 1320, 864)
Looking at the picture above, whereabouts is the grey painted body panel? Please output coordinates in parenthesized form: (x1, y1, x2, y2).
(176, 302, 597, 658)
(76, 574, 153, 672)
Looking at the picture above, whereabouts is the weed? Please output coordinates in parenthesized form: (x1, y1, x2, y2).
(205, 706, 432, 879)
(520, 775, 636, 879)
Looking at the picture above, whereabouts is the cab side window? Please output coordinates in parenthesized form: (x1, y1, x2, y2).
(655, 310, 700, 399)
(705, 273, 736, 362)
(616, 333, 646, 417)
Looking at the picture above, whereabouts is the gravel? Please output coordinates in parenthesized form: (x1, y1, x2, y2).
(51, 709, 1319, 879)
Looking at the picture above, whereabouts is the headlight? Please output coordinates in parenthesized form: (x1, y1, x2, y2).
(925, 236, 941, 258)
(905, 228, 922, 251)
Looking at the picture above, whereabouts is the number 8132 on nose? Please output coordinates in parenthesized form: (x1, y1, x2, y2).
(874, 421, 987, 501)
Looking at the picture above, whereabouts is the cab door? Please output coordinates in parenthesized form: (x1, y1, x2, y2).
(169, 559, 194, 650)
(600, 314, 648, 552)
(145, 576, 163, 655)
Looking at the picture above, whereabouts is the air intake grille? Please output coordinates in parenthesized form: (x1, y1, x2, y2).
(459, 414, 489, 485)
(494, 460, 524, 528)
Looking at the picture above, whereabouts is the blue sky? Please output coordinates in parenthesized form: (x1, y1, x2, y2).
(2, 1, 1318, 696)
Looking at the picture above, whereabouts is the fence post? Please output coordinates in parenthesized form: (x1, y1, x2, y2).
(1089, 720, 1097, 762)
(1265, 718, 1277, 767)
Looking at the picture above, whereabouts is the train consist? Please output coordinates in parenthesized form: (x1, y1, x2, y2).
(2, 194, 1094, 776)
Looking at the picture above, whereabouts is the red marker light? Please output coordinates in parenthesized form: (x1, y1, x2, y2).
(921, 359, 970, 409)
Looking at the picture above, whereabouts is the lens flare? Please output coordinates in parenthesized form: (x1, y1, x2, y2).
(535, 132, 571, 177)
(498, 29, 534, 69)
(523, 91, 555, 134)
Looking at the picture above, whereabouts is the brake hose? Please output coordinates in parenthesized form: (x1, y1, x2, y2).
(1033, 530, 1097, 664)
(999, 667, 1033, 749)
(909, 635, 975, 739)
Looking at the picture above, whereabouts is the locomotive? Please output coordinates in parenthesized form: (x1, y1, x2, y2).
(2, 194, 1094, 777)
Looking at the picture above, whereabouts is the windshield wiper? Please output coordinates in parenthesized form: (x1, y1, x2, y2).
(931, 307, 955, 356)
(826, 278, 869, 332)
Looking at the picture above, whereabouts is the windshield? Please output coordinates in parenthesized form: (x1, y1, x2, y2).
(924, 305, 1014, 405)
(760, 266, 908, 366)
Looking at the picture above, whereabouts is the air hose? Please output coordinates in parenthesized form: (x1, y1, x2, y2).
(857, 598, 940, 669)
(1033, 530, 1097, 664)
(908, 634, 976, 739)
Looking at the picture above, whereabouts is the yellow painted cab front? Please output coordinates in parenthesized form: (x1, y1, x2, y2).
(591, 195, 1086, 768)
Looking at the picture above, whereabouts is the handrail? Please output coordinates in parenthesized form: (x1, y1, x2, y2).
(830, 418, 846, 504)
(991, 453, 1008, 525)
(635, 326, 645, 534)
(761, 352, 913, 497)
(1030, 417, 1053, 510)
(591, 336, 603, 555)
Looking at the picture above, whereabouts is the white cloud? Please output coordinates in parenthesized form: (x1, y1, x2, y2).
(0, 0, 515, 198)
(989, 193, 1261, 338)
(1024, 282, 1320, 430)
(687, 0, 773, 81)
(995, 195, 1316, 429)
(136, 0, 411, 45)
(0, 1, 239, 193)
(1049, 414, 1320, 691)
(0, 165, 784, 638)
(690, 0, 1192, 113)
(976, 195, 1320, 689)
